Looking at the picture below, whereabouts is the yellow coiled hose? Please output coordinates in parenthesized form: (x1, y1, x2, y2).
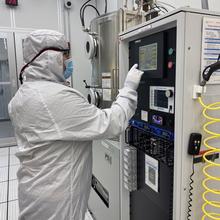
(198, 97, 220, 220)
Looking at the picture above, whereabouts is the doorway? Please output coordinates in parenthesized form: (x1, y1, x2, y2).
(0, 31, 28, 147)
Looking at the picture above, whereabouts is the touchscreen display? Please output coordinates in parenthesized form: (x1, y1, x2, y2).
(139, 43, 158, 71)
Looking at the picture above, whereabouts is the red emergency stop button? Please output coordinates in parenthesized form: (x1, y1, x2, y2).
(168, 61, 174, 69)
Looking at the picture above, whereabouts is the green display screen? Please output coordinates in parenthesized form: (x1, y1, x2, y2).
(139, 43, 158, 71)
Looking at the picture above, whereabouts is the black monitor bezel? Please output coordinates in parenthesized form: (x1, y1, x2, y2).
(129, 31, 164, 79)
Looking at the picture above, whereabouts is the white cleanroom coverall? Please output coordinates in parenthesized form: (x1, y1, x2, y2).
(8, 29, 143, 220)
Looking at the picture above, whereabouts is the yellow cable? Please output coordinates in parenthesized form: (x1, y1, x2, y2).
(198, 97, 220, 220)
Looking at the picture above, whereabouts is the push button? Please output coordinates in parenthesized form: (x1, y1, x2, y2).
(168, 48, 175, 55)
(168, 61, 174, 69)
(165, 90, 173, 98)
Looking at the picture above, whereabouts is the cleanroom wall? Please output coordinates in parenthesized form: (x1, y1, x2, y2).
(0, 0, 63, 31)
(67, 1, 97, 96)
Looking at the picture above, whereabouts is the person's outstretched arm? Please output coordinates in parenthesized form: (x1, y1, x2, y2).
(36, 64, 143, 141)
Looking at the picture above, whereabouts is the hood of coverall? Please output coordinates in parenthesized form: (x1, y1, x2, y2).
(22, 29, 69, 83)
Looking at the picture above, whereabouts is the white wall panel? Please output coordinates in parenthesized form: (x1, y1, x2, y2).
(209, 0, 220, 11)
(97, 0, 118, 13)
(69, 1, 96, 96)
(13, 0, 60, 30)
(158, 0, 187, 8)
(0, 0, 12, 27)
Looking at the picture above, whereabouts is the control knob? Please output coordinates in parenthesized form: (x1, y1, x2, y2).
(165, 90, 173, 98)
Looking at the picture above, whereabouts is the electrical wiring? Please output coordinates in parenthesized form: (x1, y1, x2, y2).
(187, 157, 195, 220)
(80, 0, 92, 20)
(81, 4, 101, 27)
(153, 3, 167, 14)
(150, 6, 161, 13)
(82, 5, 101, 17)
(201, 56, 220, 86)
(132, 1, 164, 16)
(158, 5, 168, 12)
(155, 2, 168, 12)
(80, 0, 107, 29)
(80, 0, 93, 27)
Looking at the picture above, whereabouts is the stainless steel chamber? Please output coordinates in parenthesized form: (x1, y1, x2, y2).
(84, 10, 144, 108)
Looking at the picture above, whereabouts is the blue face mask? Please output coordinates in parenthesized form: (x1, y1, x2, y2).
(64, 58, 73, 79)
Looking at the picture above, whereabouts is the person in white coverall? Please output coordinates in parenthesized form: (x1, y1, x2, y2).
(8, 29, 143, 220)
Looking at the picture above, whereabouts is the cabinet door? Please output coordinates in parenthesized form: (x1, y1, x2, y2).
(89, 140, 120, 220)
(0, 32, 17, 142)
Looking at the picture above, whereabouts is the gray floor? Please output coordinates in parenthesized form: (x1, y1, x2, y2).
(0, 121, 14, 139)
(0, 146, 19, 220)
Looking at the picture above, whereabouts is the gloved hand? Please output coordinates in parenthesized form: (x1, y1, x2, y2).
(124, 64, 144, 90)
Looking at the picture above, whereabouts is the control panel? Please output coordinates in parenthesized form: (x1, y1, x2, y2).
(127, 27, 176, 220)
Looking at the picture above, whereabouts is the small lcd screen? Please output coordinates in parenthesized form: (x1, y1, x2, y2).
(154, 90, 168, 108)
(139, 43, 158, 71)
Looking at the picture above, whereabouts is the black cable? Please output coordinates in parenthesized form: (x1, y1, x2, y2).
(83, 4, 100, 16)
(80, 0, 93, 27)
(80, 0, 92, 20)
(157, 5, 168, 13)
(104, 0, 107, 13)
(159, 5, 168, 12)
(153, 4, 164, 14)
(201, 56, 220, 86)
(154, 3, 168, 13)
(151, 5, 161, 12)
(187, 157, 195, 220)
(82, 4, 100, 27)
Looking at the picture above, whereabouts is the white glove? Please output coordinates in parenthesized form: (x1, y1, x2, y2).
(124, 64, 144, 90)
